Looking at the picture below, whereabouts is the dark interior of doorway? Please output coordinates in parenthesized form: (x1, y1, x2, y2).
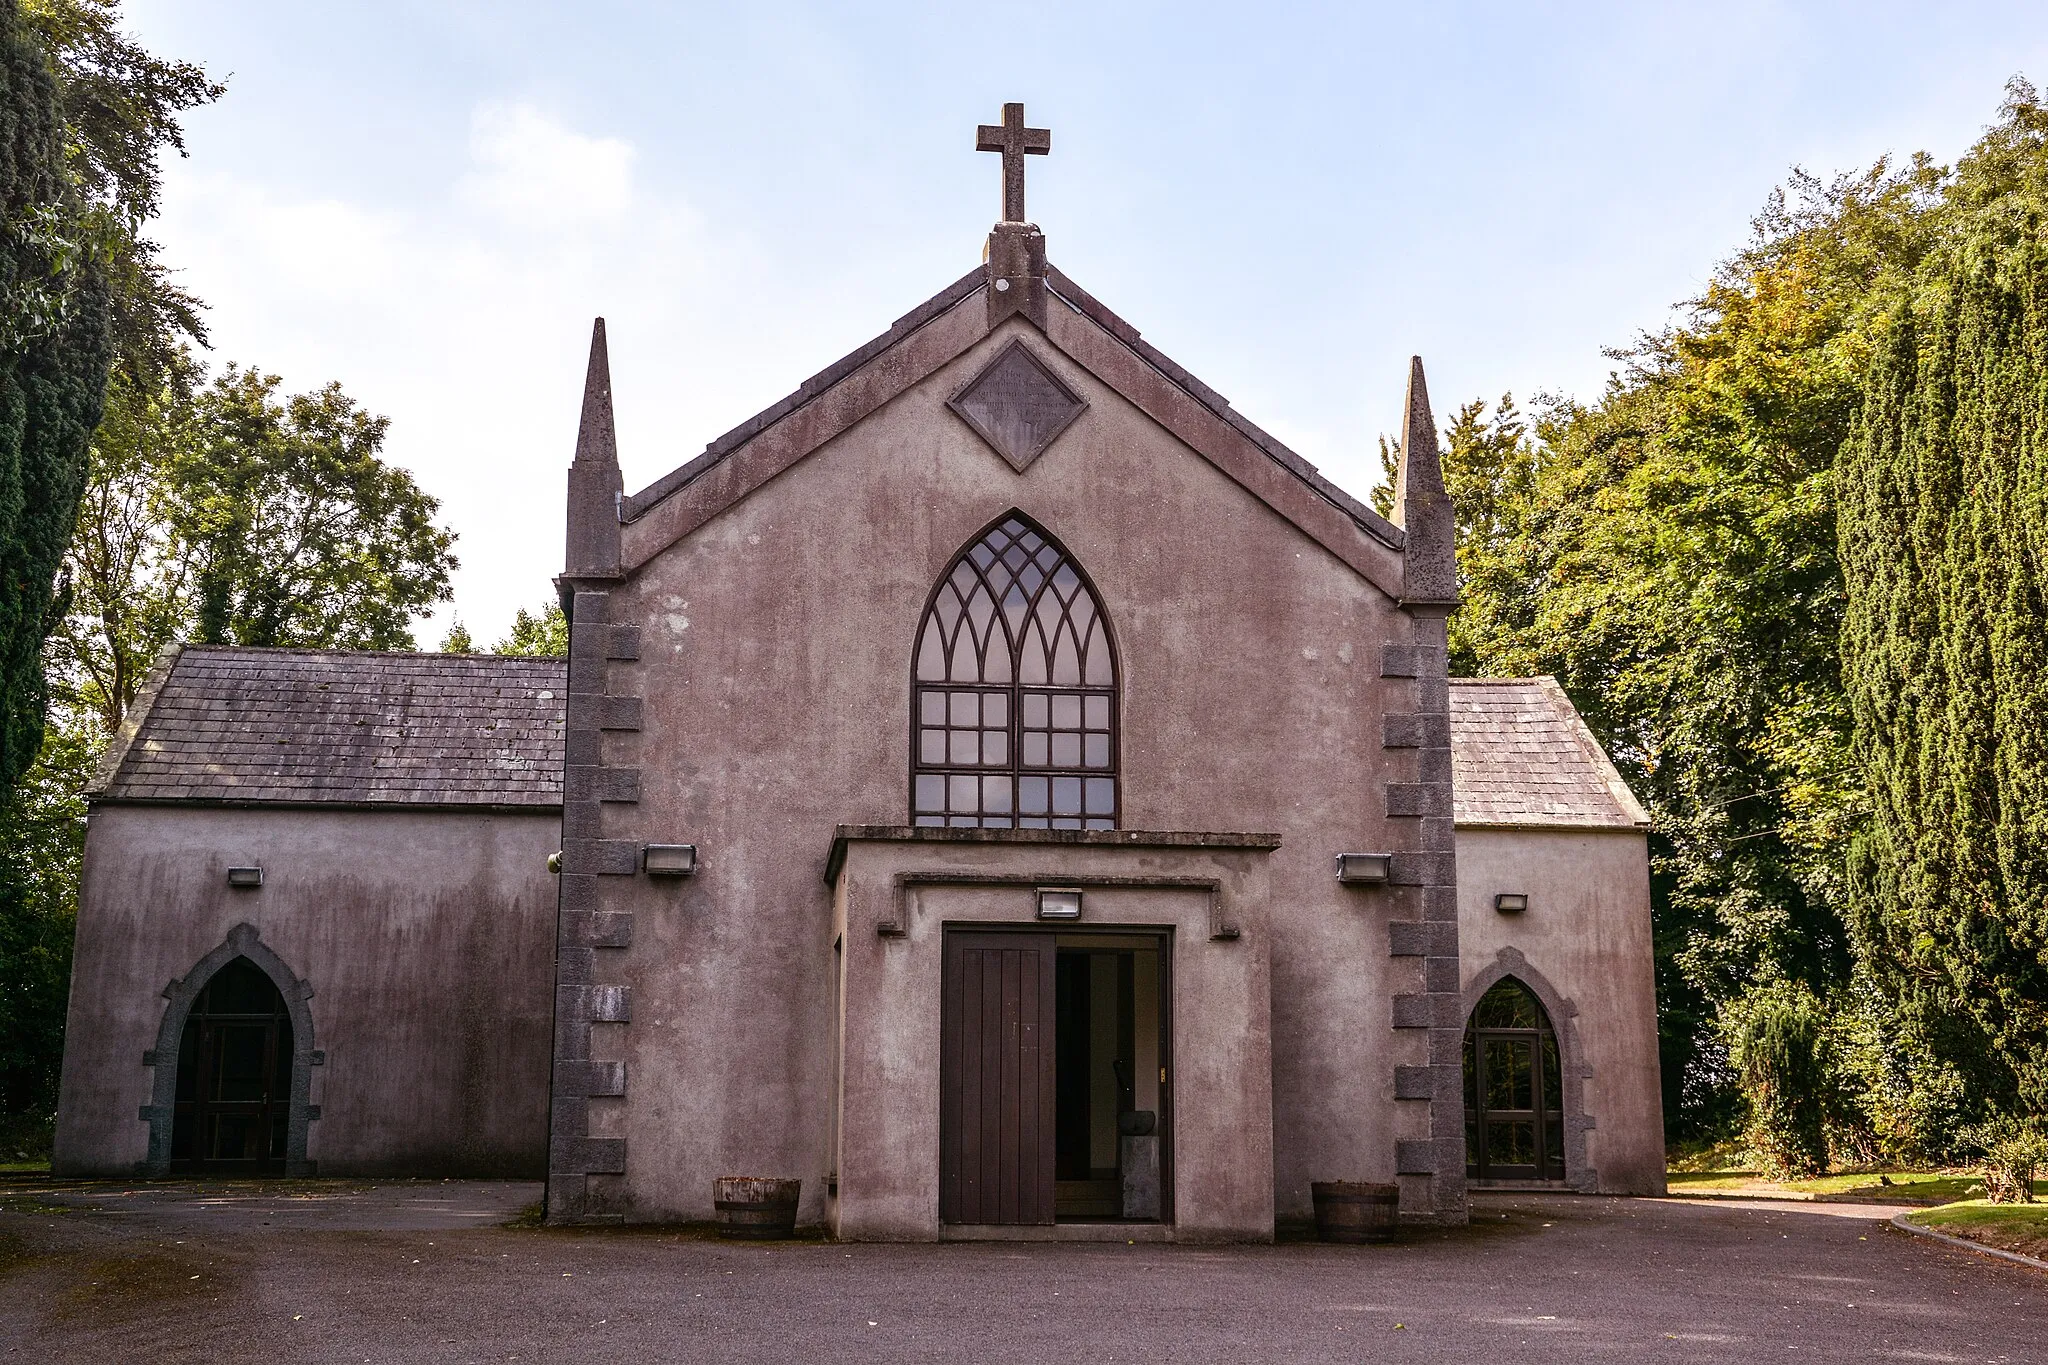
(170, 956, 293, 1174)
(1053, 937, 1165, 1221)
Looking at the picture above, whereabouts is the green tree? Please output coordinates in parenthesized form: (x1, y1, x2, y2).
(173, 367, 457, 650)
(21, 0, 221, 387)
(439, 619, 476, 653)
(42, 354, 194, 730)
(1446, 156, 1944, 1138)
(1, 0, 114, 793)
(1837, 82, 2048, 1123)
(494, 601, 567, 657)
(0, 712, 92, 1120)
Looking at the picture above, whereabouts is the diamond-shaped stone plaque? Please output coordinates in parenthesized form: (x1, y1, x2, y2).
(946, 340, 1088, 472)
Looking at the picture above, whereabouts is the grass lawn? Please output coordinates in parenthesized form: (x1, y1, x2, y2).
(1665, 1168, 2044, 1205)
(1908, 1199, 2048, 1262)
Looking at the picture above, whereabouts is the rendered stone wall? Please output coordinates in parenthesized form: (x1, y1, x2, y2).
(588, 312, 1427, 1228)
(54, 803, 559, 1177)
(1454, 826, 1666, 1194)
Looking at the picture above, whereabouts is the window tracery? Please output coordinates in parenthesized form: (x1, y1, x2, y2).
(912, 515, 1118, 828)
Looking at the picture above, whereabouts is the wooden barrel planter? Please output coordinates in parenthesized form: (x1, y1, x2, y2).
(713, 1177, 801, 1240)
(1310, 1181, 1399, 1244)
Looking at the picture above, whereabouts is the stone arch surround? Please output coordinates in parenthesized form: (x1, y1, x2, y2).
(1460, 947, 1596, 1193)
(139, 922, 320, 1176)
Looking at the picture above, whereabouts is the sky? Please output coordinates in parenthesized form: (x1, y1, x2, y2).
(123, 0, 2048, 646)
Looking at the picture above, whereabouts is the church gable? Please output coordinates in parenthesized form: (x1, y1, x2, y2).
(594, 237, 1421, 606)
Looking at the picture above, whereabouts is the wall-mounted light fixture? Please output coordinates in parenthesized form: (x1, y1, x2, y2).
(643, 843, 698, 877)
(225, 866, 263, 889)
(1037, 888, 1083, 921)
(1333, 852, 1393, 885)
(1494, 892, 1530, 914)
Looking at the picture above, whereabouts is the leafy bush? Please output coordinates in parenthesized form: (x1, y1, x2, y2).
(1725, 982, 1835, 1178)
(1966, 1118, 2046, 1204)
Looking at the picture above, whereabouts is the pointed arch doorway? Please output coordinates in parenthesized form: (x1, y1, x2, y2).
(170, 958, 295, 1173)
(1463, 977, 1566, 1183)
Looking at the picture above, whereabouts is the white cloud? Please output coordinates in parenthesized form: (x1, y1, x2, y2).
(457, 102, 636, 231)
(154, 101, 719, 647)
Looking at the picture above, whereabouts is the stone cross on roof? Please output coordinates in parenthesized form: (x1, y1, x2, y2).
(976, 102, 1050, 224)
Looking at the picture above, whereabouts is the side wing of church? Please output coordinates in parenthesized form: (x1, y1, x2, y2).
(54, 113, 1665, 1237)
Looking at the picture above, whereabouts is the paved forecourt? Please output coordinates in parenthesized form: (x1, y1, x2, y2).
(2, 1184, 2042, 1362)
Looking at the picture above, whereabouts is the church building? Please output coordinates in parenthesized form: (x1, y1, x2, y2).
(54, 107, 1665, 1238)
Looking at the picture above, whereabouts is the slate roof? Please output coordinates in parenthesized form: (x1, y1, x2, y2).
(90, 645, 567, 808)
(1447, 677, 1650, 829)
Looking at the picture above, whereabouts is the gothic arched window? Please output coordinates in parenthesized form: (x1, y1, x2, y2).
(913, 514, 1118, 829)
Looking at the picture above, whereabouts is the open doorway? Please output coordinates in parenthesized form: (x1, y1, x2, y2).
(938, 927, 1171, 1226)
(1053, 936, 1167, 1220)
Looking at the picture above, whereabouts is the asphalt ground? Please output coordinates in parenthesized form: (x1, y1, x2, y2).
(1, 1180, 2042, 1363)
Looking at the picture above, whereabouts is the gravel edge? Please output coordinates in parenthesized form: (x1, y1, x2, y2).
(1889, 1209, 2048, 1272)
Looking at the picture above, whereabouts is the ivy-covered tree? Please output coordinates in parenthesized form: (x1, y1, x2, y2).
(1, 0, 114, 792)
(1837, 83, 2048, 1122)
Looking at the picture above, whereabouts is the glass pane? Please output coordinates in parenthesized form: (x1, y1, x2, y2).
(920, 730, 946, 764)
(1083, 734, 1110, 767)
(1023, 732, 1049, 767)
(1051, 733, 1081, 767)
(1484, 1039, 1533, 1110)
(1083, 817, 1113, 830)
(983, 693, 1008, 727)
(1052, 776, 1082, 815)
(1023, 693, 1048, 728)
(982, 776, 1011, 813)
(1475, 980, 1543, 1030)
(916, 624, 946, 682)
(1544, 1118, 1565, 1175)
(1019, 776, 1049, 814)
(921, 690, 947, 725)
(1084, 777, 1114, 815)
(206, 960, 277, 1015)
(1084, 695, 1109, 729)
(982, 731, 1008, 765)
(213, 1026, 269, 1102)
(950, 731, 979, 765)
(1051, 817, 1082, 830)
(915, 775, 945, 811)
(950, 692, 978, 727)
(1487, 1120, 1536, 1167)
(1052, 694, 1082, 729)
(1542, 1033, 1563, 1111)
(948, 774, 979, 812)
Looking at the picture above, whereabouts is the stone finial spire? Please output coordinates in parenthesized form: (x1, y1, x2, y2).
(1392, 356, 1458, 608)
(565, 318, 622, 580)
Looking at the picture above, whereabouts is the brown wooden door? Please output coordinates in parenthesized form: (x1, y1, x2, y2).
(940, 930, 1057, 1225)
